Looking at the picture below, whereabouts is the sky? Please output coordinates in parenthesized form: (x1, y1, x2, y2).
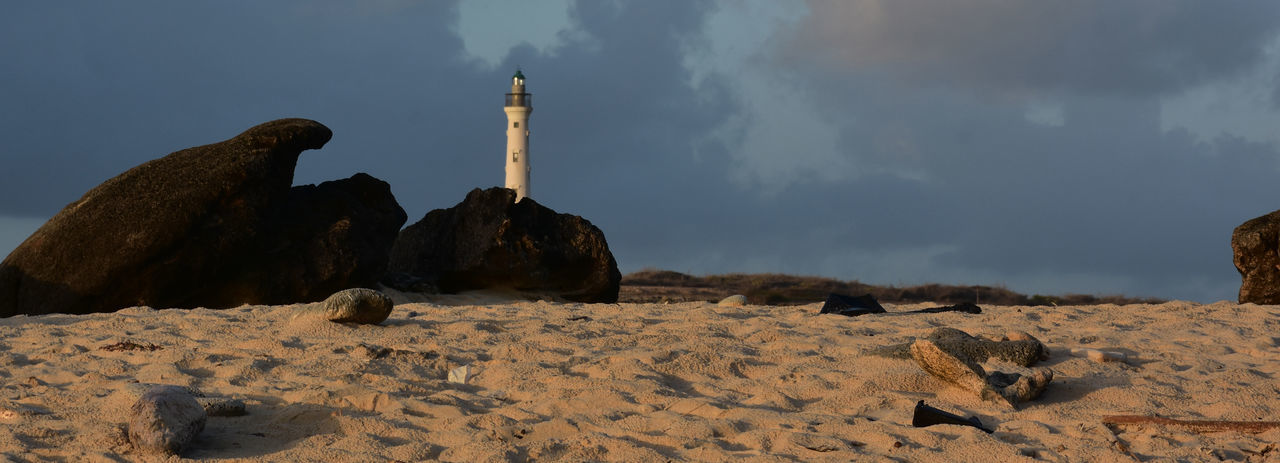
(4, 1, 1280, 302)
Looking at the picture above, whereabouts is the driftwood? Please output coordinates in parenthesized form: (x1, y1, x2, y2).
(1103, 415, 1280, 434)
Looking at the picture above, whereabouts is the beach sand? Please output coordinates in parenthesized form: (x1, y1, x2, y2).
(0, 296, 1276, 461)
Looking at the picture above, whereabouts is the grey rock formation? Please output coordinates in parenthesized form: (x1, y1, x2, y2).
(128, 385, 207, 456)
(320, 288, 394, 324)
(387, 187, 620, 303)
(0, 119, 405, 316)
(1232, 209, 1280, 304)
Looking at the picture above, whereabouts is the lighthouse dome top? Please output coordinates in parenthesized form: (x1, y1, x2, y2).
(513, 69, 525, 80)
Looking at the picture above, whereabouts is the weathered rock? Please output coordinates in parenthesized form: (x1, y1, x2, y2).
(387, 187, 620, 303)
(128, 385, 207, 456)
(718, 294, 747, 307)
(910, 339, 994, 400)
(910, 339, 1053, 408)
(1232, 210, 1280, 304)
(987, 368, 1054, 405)
(869, 327, 1048, 367)
(0, 119, 406, 316)
(320, 288, 394, 324)
(197, 397, 247, 417)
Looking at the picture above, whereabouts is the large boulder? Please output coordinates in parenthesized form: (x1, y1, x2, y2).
(236, 173, 407, 304)
(387, 187, 620, 303)
(0, 119, 406, 316)
(1232, 209, 1280, 304)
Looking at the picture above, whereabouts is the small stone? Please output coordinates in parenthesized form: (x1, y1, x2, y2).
(1070, 348, 1126, 363)
(198, 397, 247, 417)
(718, 295, 747, 307)
(128, 385, 207, 456)
(448, 365, 473, 385)
(320, 288, 394, 324)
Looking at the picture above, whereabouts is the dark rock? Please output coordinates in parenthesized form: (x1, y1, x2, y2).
(1232, 209, 1280, 304)
(128, 385, 207, 456)
(819, 293, 886, 316)
(319, 288, 394, 324)
(387, 187, 620, 303)
(0, 119, 406, 316)
(235, 173, 407, 304)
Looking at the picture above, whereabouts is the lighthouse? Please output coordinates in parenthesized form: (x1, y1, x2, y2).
(504, 69, 532, 201)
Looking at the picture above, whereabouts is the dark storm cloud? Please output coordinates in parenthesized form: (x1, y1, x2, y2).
(785, 0, 1280, 96)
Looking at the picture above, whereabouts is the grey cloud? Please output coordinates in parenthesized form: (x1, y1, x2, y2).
(748, 67, 1280, 300)
(782, 1, 1280, 96)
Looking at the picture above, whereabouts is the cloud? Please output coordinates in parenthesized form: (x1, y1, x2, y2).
(781, 1, 1280, 97)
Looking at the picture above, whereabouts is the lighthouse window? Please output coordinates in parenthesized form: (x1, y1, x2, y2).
(512, 151, 518, 162)
(513, 122, 519, 128)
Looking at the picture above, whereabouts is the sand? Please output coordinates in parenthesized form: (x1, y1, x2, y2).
(0, 296, 1277, 462)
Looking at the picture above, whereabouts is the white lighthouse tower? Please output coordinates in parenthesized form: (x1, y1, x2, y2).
(504, 69, 532, 201)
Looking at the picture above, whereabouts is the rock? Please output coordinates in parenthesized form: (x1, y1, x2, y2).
(197, 397, 247, 417)
(386, 187, 620, 303)
(0, 119, 406, 316)
(1232, 210, 1280, 303)
(909, 339, 994, 400)
(718, 295, 747, 307)
(987, 369, 1053, 405)
(1001, 331, 1051, 361)
(449, 364, 473, 384)
(128, 385, 207, 456)
(1070, 348, 1127, 363)
(910, 339, 1053, 408)
(869, 327, 1048, 367)
(239, 173, 407, 305)
(319, 288, 394, 324)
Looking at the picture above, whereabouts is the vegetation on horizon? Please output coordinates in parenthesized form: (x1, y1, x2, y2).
(620, 269, 1165, 306)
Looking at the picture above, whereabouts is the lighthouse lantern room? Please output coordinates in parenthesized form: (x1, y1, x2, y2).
(504, 70, 532, 201)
